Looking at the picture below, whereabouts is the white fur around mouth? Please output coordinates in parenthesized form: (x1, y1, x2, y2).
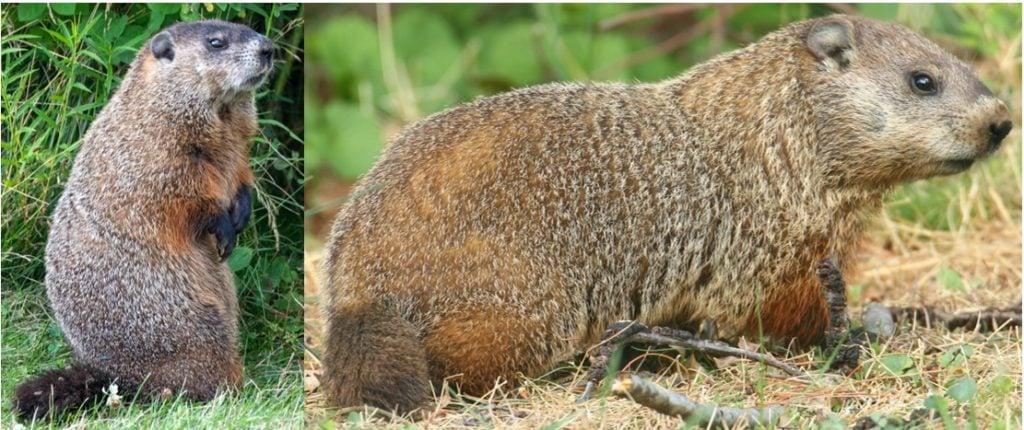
(242, 71, 269, 89)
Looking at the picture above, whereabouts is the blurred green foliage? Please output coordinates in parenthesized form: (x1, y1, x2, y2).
(1, 4, 304, 422)
(305, 3, 1021, 233)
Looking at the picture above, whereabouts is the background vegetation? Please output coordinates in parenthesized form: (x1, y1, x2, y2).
(1, 3, 304, 428)
(303, 4, 1021, 428)
(304, 3, 1021, 239)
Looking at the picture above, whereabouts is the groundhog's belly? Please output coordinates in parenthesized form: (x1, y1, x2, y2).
(635, 240, 831, 346)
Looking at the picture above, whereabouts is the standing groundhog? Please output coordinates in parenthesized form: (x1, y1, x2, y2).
(12, 20, 273, 420)
(321, 15, 1012, 414)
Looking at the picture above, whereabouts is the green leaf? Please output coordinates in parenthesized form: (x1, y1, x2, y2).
(393, 9, 460, 86)
(227, 246, 254, 272)
(859, 4, 900, 20)
(106, 15, 129, 40)
(51, 3, 76, 16)
(478, 22, 543, 87)
(16, 3, 46, 22)
(938, 344, 974, 368)
(818, 415, 846, 430)
(947, 378, 978, 403)
(557, 32, 632, 81)
(317, 418, 337, 430)
(937, 266, 966, 292)
(147, 3, 181, 15)
(923, 394, 948, 410)
(323, 103, 382, 180)
(266, 256, 291, 287)
(988, 374, 1014, 397)
(307, 16, 381, 96)
(879, 354, 915, 376)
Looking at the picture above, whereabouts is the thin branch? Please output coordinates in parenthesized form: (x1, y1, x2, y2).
(890, 306, 1022, 332)
(599, 4, 704, 30)
(630, 328, 807, 378)
(826, 4, 859, 15)
(595, 16, 713, 78)
(612, 374, 784, 428)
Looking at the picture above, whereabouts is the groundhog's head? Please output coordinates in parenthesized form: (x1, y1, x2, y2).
(804, 15, 1013, 186)
(142, 20, 274, 103)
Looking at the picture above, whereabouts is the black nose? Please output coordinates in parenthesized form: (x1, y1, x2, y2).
(988, 120, 1012, 149)
(258, 36, 273, 64)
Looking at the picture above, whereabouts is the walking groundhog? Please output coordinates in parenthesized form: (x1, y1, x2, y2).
(321, 15, 1013, 414)
(12, 20, 274, 420)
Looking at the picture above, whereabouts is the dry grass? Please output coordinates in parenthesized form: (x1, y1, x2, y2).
(303, 219, 1022, 428)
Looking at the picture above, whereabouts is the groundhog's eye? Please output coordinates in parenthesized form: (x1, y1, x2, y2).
(208, 38, 227, 49)
(910, 72, 937, 95)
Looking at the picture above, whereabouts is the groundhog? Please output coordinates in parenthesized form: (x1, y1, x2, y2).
(321, 15, 1012, 414)
(12, 20, 273, 420)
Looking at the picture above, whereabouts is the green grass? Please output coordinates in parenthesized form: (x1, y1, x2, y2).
(1, 4, 304, 428)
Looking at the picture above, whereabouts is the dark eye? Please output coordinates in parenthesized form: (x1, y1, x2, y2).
(910, 72, 937, 94)
(208, 38, 227, 49)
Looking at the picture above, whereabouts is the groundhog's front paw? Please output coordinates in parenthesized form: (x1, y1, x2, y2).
(230, 184, 252, 235)
(208, 212, 237, 261)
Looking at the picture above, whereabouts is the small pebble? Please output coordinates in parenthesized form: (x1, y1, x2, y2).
(862, 302, 896, 339)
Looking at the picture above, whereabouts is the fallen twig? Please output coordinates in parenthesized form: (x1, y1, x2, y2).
(598, 4, 703, 30)
(578, 320, 648, 402)
(889, 305, 1021, 332)
(577, 320, 807, 402)
(631, 327, 807, 378)
(612, 374, 784, 428)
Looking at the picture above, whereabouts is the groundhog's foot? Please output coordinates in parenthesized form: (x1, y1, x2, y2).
(578, 320, 806, 402)
(817, 257, 867, 372)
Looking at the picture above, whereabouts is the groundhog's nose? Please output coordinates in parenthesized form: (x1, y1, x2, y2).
(257, 36, 273, 65)
(988, 120, 1012, 151)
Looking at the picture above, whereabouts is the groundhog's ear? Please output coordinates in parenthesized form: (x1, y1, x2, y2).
(806, 18, 855, 68)
(150, 32, 174, 62)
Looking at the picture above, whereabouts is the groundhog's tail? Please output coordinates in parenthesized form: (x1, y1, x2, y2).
(322, 297, 432, 416)
(11, 362, 120, 422)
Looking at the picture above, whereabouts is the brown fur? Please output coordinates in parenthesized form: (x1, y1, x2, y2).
(12, 20, 272, 421)
(321, 15, 1012, 414)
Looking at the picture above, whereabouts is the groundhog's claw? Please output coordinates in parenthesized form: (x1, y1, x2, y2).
(230, 184, 252, 235)
(208, 212, 237, 261)
(204, 184, 251, 261)
(817, 257, 865, 371)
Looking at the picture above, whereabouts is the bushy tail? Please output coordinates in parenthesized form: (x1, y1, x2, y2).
(322, 297, 431, 416)
(11, 363, 120, 422)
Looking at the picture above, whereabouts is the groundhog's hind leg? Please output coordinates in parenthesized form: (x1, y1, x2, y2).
(142, 348, 243, 401)
(421, 307, 565, 398)
(322, 297, 431, 415)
